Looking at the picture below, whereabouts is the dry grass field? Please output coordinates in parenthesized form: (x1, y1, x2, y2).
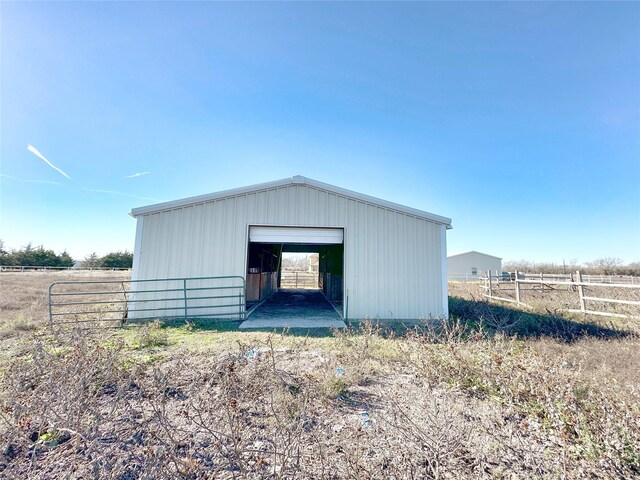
(0, 272, 639, 479)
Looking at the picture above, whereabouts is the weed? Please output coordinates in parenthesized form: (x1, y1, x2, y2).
(11, 315, 38, 333)
(324, 375, 348, 399)
(132, 320, 170, 349)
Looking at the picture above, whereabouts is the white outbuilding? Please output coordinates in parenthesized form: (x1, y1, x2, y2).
(447, 251, 502, 281)
(129, 176, 452, 322)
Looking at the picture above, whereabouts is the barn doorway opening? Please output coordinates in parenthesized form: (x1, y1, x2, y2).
(244, 226, 344, 324)
(281, 252, 320, 289)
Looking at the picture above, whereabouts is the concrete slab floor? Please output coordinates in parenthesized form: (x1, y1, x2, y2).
(239, 289, 346, 329)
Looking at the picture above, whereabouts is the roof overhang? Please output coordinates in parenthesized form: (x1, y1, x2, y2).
(130, 175, 453, 228)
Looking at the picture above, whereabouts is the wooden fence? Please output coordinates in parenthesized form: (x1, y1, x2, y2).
(482, 270, 640, 319)
(518, 272, 638, 285)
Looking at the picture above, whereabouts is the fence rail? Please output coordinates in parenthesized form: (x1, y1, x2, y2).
(48, 275, 245, 328)
(2, 265, 131, 272)
(518, 272, 638, 285)
(450, 272, 639, 284)
(448, 273, 483, 282)
(481, 270, 640, 319)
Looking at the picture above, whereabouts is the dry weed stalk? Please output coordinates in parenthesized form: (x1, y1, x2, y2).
(379, 395, 474, 479)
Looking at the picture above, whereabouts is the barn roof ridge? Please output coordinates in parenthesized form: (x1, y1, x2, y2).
(447, 250, 502, 260)
(130, 175, 452, 227)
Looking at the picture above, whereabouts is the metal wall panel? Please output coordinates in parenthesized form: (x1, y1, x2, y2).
(447, 252, 502, 281)
(135, 183, 448, 319)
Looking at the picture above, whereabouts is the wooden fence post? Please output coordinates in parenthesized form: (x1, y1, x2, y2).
(515, 270, 521, 304)
(576, 270, 586, 312)
(487, 270, 493, 300)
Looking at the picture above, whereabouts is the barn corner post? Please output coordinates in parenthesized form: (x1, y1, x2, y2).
(440, 224, 449, 318)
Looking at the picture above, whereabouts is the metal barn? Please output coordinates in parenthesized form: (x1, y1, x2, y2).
(447, 251, 502, 281)
(129, 176, 452, 323)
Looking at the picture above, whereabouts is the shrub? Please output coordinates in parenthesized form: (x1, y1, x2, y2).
(100, 251, 133, 269)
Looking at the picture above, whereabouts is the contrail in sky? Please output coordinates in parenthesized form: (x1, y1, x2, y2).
(27, 145, 71, 180)
(2, 173, 161, 201)
(0, 173, 63, 186)
(124, 171, 151, 178)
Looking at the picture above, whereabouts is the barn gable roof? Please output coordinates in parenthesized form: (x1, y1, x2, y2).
(447, 251, 502, 260)
(130, 175, 452, 227)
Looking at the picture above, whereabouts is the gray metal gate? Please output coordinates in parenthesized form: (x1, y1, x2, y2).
(280, 271, 318, 289)
(48, 276, 246, 328)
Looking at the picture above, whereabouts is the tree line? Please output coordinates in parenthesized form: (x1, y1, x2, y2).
(0, 241, 133, 269)
(80, 251, 134, 269)
(503, 257, 640, 276)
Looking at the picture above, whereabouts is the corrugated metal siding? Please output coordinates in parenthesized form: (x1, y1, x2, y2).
(135, 183, 447, 319)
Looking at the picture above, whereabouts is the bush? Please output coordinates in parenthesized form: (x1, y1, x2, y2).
(0, 242, 74, 267)
(100, 251, 133, 269)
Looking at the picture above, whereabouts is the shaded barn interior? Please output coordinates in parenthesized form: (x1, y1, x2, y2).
(246, 242, 343, 309)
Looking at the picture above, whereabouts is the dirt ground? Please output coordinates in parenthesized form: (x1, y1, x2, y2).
(0, 273, 639, 479)
(241, 289, 346, 329)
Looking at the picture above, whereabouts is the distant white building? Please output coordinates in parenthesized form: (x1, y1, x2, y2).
(447, 251, 502, 281)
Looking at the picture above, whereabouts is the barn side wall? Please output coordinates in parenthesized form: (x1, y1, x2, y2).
(447, 253, 501, 281)
(133, 184, 447, 320)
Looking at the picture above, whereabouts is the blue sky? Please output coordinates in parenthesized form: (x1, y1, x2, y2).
(1, 2, 639, 263)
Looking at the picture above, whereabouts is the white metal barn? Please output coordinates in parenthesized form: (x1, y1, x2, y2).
(447, 251, 502, 281)
(129, 176, 452, 322)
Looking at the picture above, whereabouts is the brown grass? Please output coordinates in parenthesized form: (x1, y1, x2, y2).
(0, 273, 638, 478)
(0, 271, 129, 360)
